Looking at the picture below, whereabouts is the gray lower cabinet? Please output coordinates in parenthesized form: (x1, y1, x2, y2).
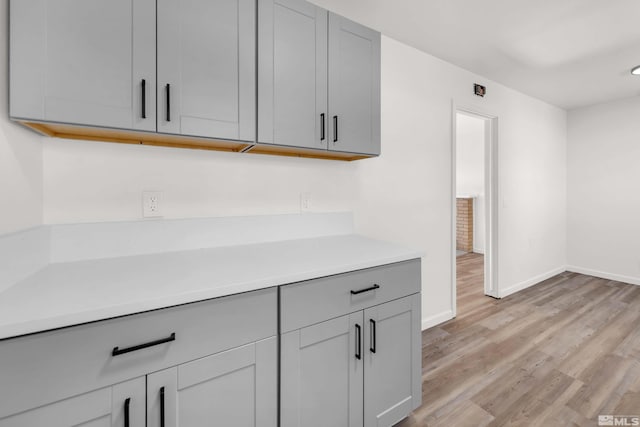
(10, 0, 156, 132)
(281, 296, 421, 427)
(0, 263, 418, 427)
(1, 336, 278, 427)
(0, 288, 278, 427)
(328, 13, 381, 156)
(364, 295, 422, 427)
(281, 313, 363, 427)
(280, 260, 422, 427)
(157, 0, 256, 142)
(147, 337, 277, 427)
(0, 377, 146, 427)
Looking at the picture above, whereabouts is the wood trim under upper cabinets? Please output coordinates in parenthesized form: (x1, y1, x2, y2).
(17, 120, 374, 161)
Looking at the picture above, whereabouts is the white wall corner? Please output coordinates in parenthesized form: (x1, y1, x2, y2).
(422, 310, 454, 330)
(499, 266, 567, 298)
(566, 265, 640, 287)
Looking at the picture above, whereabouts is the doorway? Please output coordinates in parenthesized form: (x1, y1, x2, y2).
(452, 107, 498, 317)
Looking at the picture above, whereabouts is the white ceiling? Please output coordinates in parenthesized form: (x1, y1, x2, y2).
(312, 0, 640, 110)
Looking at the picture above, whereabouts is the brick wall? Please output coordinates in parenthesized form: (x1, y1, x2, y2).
(456, 198, 473, 252)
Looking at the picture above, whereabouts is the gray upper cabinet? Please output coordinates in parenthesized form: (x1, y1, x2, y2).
(10, 0, 380, 159)
(328, 13, 381, 155)
(258, 0, 380, 156)
(9, 0, 156, 132)
(258, 0, 328, 150)
(157, 0, 256, 142)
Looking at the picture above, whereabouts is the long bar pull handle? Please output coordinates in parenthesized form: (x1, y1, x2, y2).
(160, 387, 165, 427)
(141, 80, 146, 119)
(320, 113, 326, 141)
(333, 115, 338, 142)
(355, 324, 362, 360)
(370, 319, 376, 354)
(166, 84, 171, 122)
(124, 398, 131, 427)
(112, 333, 176, 356)
(350, 284, 380, 295)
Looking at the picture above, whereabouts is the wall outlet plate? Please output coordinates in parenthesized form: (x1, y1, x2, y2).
(300, 192, 312, 212)
(143, 191, 163, 218)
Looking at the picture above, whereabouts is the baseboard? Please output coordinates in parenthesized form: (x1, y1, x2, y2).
(472, 247, 485, 255)
(422, 310, 454, 330)
(566, 265, 640, 286)
(499, 266, 566, 298)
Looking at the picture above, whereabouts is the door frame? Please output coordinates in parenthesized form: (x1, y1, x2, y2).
(451, 103, 499, 317)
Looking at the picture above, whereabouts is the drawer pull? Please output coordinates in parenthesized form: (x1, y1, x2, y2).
(160, 387, 165, 427)
(112, 333, 176, 356)
(124, 397, 131, 427)
(355, 324, 362, 360)
(370, 319, 376, 354)
(350, 284, 380, 295)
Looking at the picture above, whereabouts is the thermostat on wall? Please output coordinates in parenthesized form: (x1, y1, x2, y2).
(474, 84, 486, 97)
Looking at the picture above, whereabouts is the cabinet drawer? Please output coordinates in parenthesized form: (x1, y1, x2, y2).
(280, 259, 420, 333)
(0, 287, 277, 419)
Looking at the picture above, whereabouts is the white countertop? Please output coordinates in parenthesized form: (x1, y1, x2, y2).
(0, 234, 421, 340)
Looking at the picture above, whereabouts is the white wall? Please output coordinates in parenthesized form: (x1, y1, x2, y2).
(352, 36, 567, 325)
(43, 140, 358, 223)
(0, 1, 43, 235)
(456, 113, 485, 253)
(567, 96, 640, 285)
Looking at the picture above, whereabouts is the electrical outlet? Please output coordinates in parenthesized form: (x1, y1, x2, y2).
(300, 192, 312, 212)
(143, 191, 163, 218)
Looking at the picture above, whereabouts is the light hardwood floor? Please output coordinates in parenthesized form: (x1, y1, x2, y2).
(397, 252, 640, 427)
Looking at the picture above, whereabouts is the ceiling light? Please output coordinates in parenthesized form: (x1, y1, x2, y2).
(632, 66, 640, 75)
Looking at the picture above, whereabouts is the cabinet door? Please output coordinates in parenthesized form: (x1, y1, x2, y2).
(363, 295, 422, 427)
(328, 13, 381, 155)
(281, 312, 363, 427)
(258, 0, 328, 149)
(10, 0, 156, 132)
(0, 377, 145, 427)
(157, 0, 256, 142)
(147, 338, 277, 427)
